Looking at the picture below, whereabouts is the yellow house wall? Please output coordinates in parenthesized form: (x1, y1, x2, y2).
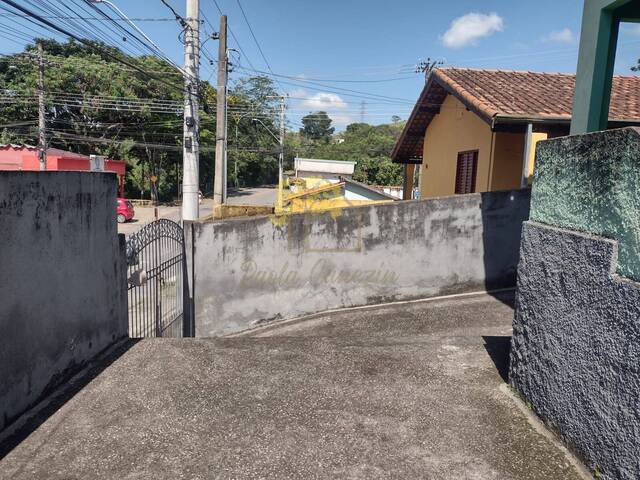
(490, 132, 525, 191)
(420, 94, 494, 198)
(527, 132, 548, 184)
(489, 131, 549, 189)
(418, 94, 550, 195)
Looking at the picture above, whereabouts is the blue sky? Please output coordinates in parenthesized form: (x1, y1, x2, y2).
(1, 0, 640, 128)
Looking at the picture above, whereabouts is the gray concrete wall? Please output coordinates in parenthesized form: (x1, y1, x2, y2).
(510, 221, 640, 480)
(188, 189, 530, 336)
(0, 172, 128, 433)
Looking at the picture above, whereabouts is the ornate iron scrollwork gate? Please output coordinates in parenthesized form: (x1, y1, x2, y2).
(125, 219, 187, 338)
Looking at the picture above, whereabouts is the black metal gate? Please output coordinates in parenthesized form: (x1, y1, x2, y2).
(125, 219, 188, 338)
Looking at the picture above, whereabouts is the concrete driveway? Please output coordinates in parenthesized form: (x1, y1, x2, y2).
(0, 293, 586, 479)
(227, 186, 277, 206)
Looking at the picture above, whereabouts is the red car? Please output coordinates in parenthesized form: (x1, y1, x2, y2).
(117, 198, 135, 223)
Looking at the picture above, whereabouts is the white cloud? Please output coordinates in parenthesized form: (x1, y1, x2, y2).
(542, 28, 577, 44)
(299, 92, 348, 111)
(289, 91, 356, 128)
(441, 12, 504, 49)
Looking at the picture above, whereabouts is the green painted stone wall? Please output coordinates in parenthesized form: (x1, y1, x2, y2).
(531, 127, 640, 281)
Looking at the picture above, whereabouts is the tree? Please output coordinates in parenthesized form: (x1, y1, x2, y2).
(300, 111, 334, 142)
(0, 39, 283, 197)
(391, 115, 402, 123)
(290, 120, 405, 186)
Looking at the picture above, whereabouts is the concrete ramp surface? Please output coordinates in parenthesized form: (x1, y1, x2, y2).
(0, 294, 585, 479)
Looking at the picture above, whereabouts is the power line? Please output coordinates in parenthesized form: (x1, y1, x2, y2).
(81, 0, 186, 77)
(0, 12, 176, 21)
(234, 66, 415, 104)
(234, 0, 283, 93)
(159, 0, 186, 26)
(0, 0, 185, 93)
(209, 0, 258, 72)
(0, 52, 187, 77)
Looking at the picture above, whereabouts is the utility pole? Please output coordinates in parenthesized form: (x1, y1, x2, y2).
(360, 100, 366, 123)
(37, 41, 46, 171)
(213, 14, 228, 207)
(277, 95, 285, 212)
(182, 0, 200, 221)
(416, 57, 444, 83)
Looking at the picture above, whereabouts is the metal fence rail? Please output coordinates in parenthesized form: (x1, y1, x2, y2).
(125, 219, 186, 338)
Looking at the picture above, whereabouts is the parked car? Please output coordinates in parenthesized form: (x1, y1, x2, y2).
(117, 198, 135, 223)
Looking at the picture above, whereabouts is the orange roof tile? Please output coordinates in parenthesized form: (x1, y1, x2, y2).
(433, 68, 640, 121)
(392, 68, 640, 163)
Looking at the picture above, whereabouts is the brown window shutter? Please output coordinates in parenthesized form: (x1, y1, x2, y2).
(455, 150, 478, 194)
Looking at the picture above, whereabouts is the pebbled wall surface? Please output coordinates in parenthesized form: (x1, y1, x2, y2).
(530, 127, 640, 281)
(510, 221, 640, 480)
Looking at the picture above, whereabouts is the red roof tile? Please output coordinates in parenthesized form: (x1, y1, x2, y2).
(392, 68, 640, 163)
(433, 68, 640, 121)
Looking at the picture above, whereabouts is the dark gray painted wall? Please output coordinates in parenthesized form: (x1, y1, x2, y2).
(188, 189, 531, 336)
(510, 221, 640, 480)
(0, 172, 128, 433)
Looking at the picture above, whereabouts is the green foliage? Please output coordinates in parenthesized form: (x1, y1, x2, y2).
(291, 119, 406, 186)
(300, 111, 334, 142)
(0, 39, 408, 197)
(0, 39, 282, 199)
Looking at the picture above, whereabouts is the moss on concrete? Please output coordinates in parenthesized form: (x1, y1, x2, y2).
(531, 127, 640, 281)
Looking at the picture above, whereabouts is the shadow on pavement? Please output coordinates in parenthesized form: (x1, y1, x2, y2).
(482, 335, 511, 383)
(0, 339, 139, 460)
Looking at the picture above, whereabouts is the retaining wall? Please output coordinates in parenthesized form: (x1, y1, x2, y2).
(187, 188, 531, 336)
(510, 128, 640, 480)
(0, 172, 128, 434)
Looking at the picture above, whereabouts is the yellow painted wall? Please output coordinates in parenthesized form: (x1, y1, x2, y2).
(489, 132, 524, 191)
(527, 132, 548, 184)
(286, 197, 391, 213)
(419, 94, 549, 196)
(420, 94, 494, 198)
(282, 184, 392, 213)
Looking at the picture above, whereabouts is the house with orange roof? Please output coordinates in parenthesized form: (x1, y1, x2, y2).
(392, 68, 640, 200)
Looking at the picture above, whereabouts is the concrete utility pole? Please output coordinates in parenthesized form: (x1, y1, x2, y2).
(37, 41, 46, 171)
(416, 57, 444, 83)
(277, 96, 285, 212)
(182, 0, 200, 221)
(213, 15, 228, 207)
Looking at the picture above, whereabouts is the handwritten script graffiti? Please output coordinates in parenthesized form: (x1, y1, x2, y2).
(239, 259, 399, 289)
